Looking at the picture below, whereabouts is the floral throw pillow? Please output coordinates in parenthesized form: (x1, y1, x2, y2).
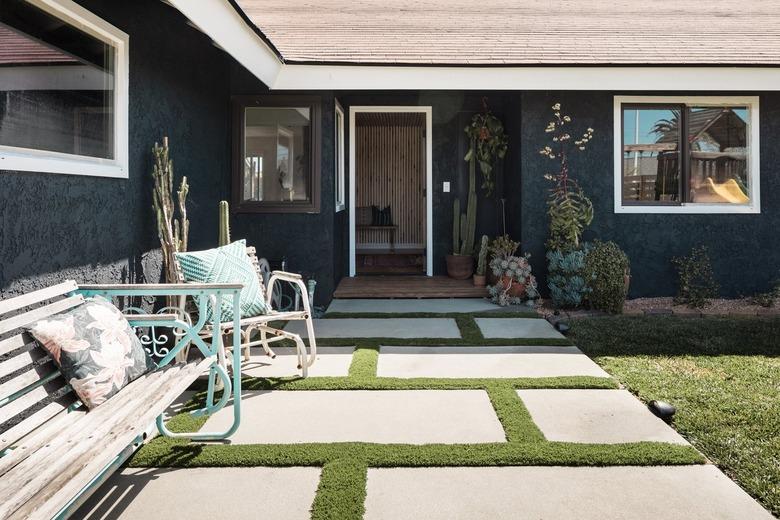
(28, 296, 156, 409)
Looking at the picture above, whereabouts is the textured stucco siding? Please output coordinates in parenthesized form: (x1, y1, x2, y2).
(519, 91, 780, 297)
(0, 0, 231, 298)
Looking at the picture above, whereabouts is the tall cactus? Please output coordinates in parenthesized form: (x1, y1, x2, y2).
(218, 200, 231, 246)
(452, 198, 461, 254)
(152, 136, 189, 291)
(476, 235, 489, 275)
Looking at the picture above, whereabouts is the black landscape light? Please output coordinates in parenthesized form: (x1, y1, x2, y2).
(648, 400, 677, 422)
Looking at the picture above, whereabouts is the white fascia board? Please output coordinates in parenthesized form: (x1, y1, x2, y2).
(272, 65, 780, 91)
(167, 0, 281, 88)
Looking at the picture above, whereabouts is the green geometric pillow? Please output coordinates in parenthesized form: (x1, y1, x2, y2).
(174, 239, 268, 322)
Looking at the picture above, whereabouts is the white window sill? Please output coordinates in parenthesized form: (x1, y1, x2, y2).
(0, 147, 128, 179)
(615, 203, 760, 215)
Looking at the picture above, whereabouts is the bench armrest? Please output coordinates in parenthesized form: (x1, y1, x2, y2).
(270, 270, 302, 281)
(78, 283, 243, 294)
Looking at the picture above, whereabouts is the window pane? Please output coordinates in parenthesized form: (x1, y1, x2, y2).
(622, 107, 681, 203)
(0, 0, 115, 159)
(688, 107, 750, 204)
(243, 107, 311, 203)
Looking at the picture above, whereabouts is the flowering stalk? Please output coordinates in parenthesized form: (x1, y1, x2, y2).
(539, 103, 594, 250)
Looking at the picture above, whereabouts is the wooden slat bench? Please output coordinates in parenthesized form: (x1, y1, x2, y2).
(0, 280, 244, 520)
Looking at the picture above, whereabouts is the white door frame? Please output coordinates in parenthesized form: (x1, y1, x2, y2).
(349, 105, 434, 277)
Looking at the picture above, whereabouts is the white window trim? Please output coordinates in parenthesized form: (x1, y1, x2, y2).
(613, 95, 760, 214)
(334, 100, 346, 212)
(0, 0, 129, 179)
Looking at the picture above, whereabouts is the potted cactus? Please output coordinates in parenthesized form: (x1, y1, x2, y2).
(474, 235, 489, 286)
(446, 137, 478, 280)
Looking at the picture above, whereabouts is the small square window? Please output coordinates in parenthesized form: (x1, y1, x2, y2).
(232, 96, 321, 213)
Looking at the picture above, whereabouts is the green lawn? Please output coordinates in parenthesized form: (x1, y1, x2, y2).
(570, 316, 780, 517)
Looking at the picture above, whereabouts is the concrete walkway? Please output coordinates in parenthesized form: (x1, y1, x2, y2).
(242, 346, 354, 377)
(76, 467, 319, 519)
(377, 346, 610, 378)
(83, 301, 771, 519)
(476, 317, 565, 339)
(284, 318, 461, 338)
(517, 389, 690, 444)
(201, 389, 506, 444)
(364, 466, 774, 520)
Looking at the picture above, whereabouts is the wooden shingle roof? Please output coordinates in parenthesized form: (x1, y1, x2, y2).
(232, 0, 780, 65)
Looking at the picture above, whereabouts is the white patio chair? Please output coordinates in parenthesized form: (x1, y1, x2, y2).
(175, 246, 317, 377)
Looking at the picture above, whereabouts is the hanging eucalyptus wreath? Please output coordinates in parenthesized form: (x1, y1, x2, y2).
(464, 98, 509, 196)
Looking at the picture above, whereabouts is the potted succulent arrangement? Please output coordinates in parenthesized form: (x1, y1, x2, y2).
(486, 234, 539, 306)
(473, 235, 489, 286)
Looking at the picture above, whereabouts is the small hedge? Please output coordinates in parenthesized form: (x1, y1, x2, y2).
(583, 240, 630, 314)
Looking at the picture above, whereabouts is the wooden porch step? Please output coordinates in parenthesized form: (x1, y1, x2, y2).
(334, 276, 488, 299)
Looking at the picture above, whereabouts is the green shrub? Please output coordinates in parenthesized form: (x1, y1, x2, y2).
(672, 246, 719, 308)
(583, 240, 630, 314)
(749, 276, 780, 307)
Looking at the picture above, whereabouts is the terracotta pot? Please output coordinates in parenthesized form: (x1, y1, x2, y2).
(473, 274, 486, 287)
(446, 254, 474, 280)
(501, 276, 526, 298)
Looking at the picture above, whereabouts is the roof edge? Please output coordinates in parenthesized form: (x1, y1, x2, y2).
(166, 0, 282, 88)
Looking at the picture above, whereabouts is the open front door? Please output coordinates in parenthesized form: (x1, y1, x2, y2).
(349, 107, 433, 276)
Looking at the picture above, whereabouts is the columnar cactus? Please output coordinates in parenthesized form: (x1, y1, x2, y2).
(152, 136, 189, 290)
(218, 200, 231, 246)
(452, 138, 478, 256)
(452, 198, 461, 255)
(476, 235, 489, 276)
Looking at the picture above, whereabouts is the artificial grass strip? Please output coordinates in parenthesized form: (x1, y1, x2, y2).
(322, 311, 539, 319)
(310, 459, 367, 520)
(456, 315, 483, 342)
(316, 337, 572, 347)
(347, 347, 378, 378)
(236, 375, 617, 392)
(486, 383, 545, 442)
(130, 439, 704, 469)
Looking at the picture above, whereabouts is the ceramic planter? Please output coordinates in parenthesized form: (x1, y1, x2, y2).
(446, 254, 474, 280)
(500, 276, 526, 298)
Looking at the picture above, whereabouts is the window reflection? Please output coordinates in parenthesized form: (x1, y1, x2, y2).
(622, 105, 750, 205)
(243, 107, 311, 203)
(622, 107, 680, 203)
(688, 107, 749, 204)
(0, 0, 115, 159)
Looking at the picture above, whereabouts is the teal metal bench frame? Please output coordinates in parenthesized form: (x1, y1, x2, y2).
(57, 283, 243, 519)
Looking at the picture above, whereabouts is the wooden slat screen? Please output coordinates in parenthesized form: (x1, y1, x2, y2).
(355, 112, 425, 250)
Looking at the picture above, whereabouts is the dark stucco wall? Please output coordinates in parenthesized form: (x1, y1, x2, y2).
(519, 91, 780, 297)
(0, 0, 232, 297)
(227, 65, 338, 306)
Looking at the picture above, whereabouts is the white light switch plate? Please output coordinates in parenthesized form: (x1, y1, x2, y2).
(443, 181, 450, 193)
